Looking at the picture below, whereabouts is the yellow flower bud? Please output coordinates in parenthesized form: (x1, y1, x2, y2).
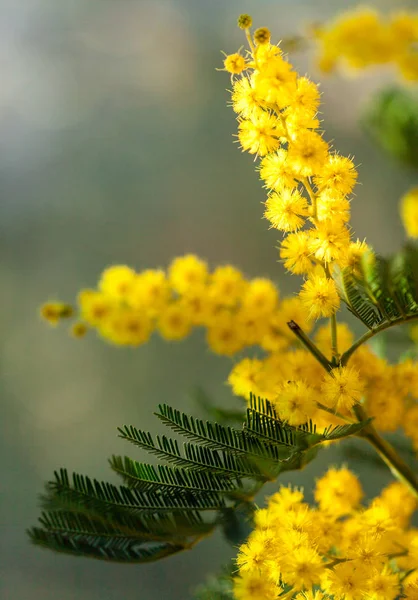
(237, 14, 252, 30)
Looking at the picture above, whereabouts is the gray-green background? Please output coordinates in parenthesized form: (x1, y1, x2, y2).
(1, 0, 417, 598)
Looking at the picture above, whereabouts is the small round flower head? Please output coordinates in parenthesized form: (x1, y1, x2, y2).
(287, 130, 329, 177)
(259, 149, 297, 191)
(280, 232, 315, 275)
(338, 239, 371, 271)
(157, 302, 192, 340)
(379, 481, 417, 527)
(40, 302, 73, 325)
(254, 27, 271, 45)
(227, 357, 264, 398)
(316, 190, 351, 223)
(238, 112, 283, 156)
(321, 561, 368, 600)
(206, 311, 243, 356)
(231, 76, 263, 118)
(264, 188, 309, 232)
(364, 568, 400, 600)
(321, 365, 364, 412)
(132, 269, 170, 314)
(209, 265, 247, 307)
(309, 219, 351, 263)
(315, 467, 363, 516)
(70, 322, 88, 338)
(233, 572, 279, 600)
(299, 275, 340, 320)
(287, 76, 321, 118)
(314, 154, 358, 196)
(168, 254, 208, 295)
(237, 13, 252, 30)
(223, 52, 247, 75)
(99, 265, 137, 299)
(242, 278, 279, 315)
(280, 545, 325, 590)
(101, 309, 153, 347)
(401, 187, 418, 238)
(273, 380, 317, 425)
(78, 290, 116, 327)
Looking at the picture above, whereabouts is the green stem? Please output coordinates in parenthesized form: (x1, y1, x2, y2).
(287, 320, 332, 371)
(330, 313, 339, 365)
(354, 404, 418, 499)
(341, 313, 418, 366)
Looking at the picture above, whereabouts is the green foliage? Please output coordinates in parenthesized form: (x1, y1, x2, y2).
(362, 86, 418, 170)
(28, 395, 370, 563)
(337, 246, 418, 336)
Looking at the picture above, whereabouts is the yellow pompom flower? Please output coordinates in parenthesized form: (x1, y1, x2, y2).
(401, 187, 418, 239)
(264, 188, 309, 232)
(379, 481, 417, 527)
(253, 27, 271, 46)
(40, 302, 73, 325)
(78, 290, 116, 327)
(157, 302, 192, 341)
(273, 381, 317, 425)
(315, 467, 363, 516)
(338, 239, 371, 271)
(280, 232, 314, 275)
(242, 278, 279, 315)
(99, 265, 137, 299)
(100, 309, 153, 347)
(287, 130, 329, 177)
(231, 76, 263, 118)
(321, 366, 364, 412)
(321, 561, 368, 600)
(259, 149, 297, 191)
(299, 275, 340, 319)
(316, 190, 351, 223)
(206, 312, 244, 356)
(286, 76, 321, 119)
(370, 567, 401, 597)
(209, 265, 247, 307)
(233, 572, 278, 600)
(238, 112, 283, 156)
(168, 254, 208, 295)
(314, 154, 358, 196)
(366, 386, 405, 432)
(309, 219, 351, 263)
(280, 545, 326, 590)
(223, 52, 247, 75)
(235, 308, 268, 346)
(70, 322, 88, 338)
(228, 357, 264, 399)
(253, 55, 297, 108)
(131, 269, 171, 314)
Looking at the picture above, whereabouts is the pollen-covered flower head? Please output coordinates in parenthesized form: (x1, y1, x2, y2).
(223, 52, 247, 75)
(321, 365, 364, 412)
(299, 274, 340, 320)
(315, 467, 363, 516)
(264, 187, 309, 232)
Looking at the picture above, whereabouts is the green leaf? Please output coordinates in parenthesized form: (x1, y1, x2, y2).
(336, 246, 418, 334)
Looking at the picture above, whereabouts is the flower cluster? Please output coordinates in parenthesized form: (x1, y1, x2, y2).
(225, 15, 369, 322)
(40, 256, 313, 356)
(234, 467, 418, 600)
(313, 8, 418, 81)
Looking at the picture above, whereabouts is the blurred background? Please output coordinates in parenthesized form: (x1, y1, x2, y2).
(1, 0, 418, 598)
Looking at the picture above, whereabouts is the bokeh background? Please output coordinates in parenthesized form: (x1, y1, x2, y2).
(1, 0, 418, 598)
